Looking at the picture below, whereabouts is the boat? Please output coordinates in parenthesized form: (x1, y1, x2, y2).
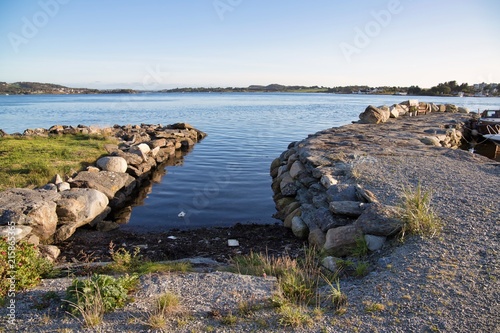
(475, 110, 500, 135)
(482, 133, 500, 146)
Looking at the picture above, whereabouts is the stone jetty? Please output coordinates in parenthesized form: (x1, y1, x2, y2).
(270, 101, 473, 256)
(0, 123, 206, 261)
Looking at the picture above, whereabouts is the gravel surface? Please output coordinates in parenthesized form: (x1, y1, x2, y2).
(1, 113, 499, 332)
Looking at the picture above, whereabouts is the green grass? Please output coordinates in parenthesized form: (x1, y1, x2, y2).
(102, 242, 192, 275)
(0, 134, 116, 191)
(232, 248, 347, 328)
(399, 182, 442, 240)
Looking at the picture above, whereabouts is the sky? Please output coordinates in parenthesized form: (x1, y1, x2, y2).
(0, 0, 499, 89)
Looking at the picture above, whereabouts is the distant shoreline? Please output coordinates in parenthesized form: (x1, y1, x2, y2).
(1, 81, 498, 97)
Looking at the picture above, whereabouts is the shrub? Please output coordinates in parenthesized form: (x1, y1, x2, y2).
(399, 182, 442, 240)
(0, 238, 53, 297)
(65, 273, 138, 315)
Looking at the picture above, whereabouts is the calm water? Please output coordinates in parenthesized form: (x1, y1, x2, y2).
(1, 93, 499, 231)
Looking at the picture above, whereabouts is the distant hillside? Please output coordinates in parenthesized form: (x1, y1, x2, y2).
(1, 81, 498, 96)
(0, 82, 139, 95)
(0, 81, 99, 95)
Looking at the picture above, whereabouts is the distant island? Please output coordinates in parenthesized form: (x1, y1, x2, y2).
(1, 81, 498, 97)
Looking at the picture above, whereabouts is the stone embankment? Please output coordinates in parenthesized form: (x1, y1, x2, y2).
(0, 123, 206, 261)
(270, 101, 471, 256)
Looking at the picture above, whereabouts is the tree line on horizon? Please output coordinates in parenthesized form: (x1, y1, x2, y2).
(0, 81, 498, 97)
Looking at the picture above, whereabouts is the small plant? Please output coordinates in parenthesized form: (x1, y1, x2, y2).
(0, 238, 53, 297)
(32, 291, 61, 310)
(354, 261, 369, 277)
(144, 291, 184, 329)
(220, 312, 238, 326)
(276, 303, 313, 328)
(399, 182, 442, 240)
(351, 236, 369, 257)
(322, 277, 347, 309)
(104, 243, 192, 275)
(157, 292, 180, 314)
(107, 242, 142, 273)
(364, 301, 385, 312)
(65, 273, 138, 315)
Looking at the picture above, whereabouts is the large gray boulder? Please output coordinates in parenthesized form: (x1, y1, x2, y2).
(70, 171, 136, 199)
(301, 204, 350, 232)
(354, 203, 403, 236)
(96, 156, 128, 173)
(323, 225, 363, 257)
(359, 105, 389, 124)
(56, 188, 109, 226)
(0, 189, 60, 242)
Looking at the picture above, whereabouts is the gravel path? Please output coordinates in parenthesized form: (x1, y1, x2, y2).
(1, 113, 499, 332)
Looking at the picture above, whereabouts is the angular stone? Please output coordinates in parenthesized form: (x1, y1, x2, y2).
(329, 201, 365, 217)
(0, 188, 59, 242)
(289, 160, 306, 179)
(359, 105, 389, 124)
(354, 203, 403, 236)
(280, 172, 298, 197)
(57, 182, 71, 192)
(320, 174, 338, 188)
(308, 228, 326, 248)
(71, 171, 136, 200)
(355, 185, 378, 203)
(284, 207, 301, 228)
(0, 225, 32, 242)
(326, 185, 357, 202)
(38, 244, 60, 262)
(323, 225, 363, 257)
(364, 234, 386, 251)
(112, 150, 143, 166)
(291, 216, 309, 239)
(322, 256, 339, 272)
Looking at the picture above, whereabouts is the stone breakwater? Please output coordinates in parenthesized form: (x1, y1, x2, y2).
(270, 101, 471, 256)
(0, 123, 206, 261)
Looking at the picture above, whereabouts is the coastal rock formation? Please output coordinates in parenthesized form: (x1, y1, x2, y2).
(270, 101, 471, 256)
(0, 122, 207, 259)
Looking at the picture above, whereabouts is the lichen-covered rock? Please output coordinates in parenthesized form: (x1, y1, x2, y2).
(70, 171, 136, 200)
(0, 188, 59, 242)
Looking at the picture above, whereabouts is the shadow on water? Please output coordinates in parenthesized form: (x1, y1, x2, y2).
(109, 147, 193, 225)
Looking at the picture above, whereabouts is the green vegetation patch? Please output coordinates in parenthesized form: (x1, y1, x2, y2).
(0, 238, 53, 297)
(0, 134, 116, 191)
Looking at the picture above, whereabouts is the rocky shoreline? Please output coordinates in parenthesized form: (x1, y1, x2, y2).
(0, 123, 206, 261)
(270, 101, 472, 254)
(1, 103, 499, 332)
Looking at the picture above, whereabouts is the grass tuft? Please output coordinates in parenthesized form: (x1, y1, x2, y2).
(399, 182, 442, 240)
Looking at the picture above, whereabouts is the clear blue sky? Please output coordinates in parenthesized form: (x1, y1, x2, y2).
(1, 0, 499, 89)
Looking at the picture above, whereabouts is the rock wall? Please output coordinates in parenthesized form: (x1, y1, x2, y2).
(0, 123, 206, 260)
(270, 101, 468, 257)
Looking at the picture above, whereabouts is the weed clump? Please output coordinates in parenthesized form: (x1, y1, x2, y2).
(399, 182, 442, 240)
(0, 238, 53, 297)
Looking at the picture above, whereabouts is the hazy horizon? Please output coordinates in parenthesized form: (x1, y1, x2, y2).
(1, 0, 499, 90)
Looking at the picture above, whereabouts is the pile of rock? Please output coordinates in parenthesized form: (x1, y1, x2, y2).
(359, 100, 469, 124)
(270, 148, 400, 257)
(270, 101, 470, 257)
(0, 123, 206, 261)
